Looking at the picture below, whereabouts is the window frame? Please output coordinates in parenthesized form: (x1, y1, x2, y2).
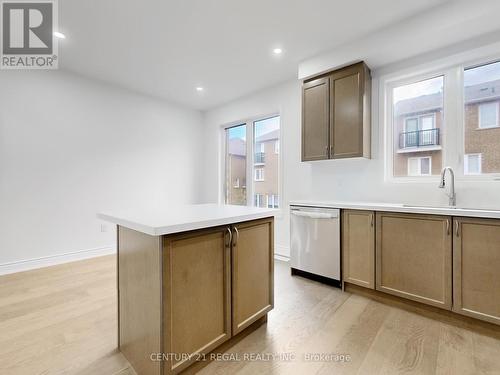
(382, 48, 500, 183)
(220, 113, 282, 210)
(384, 71, 447, 183)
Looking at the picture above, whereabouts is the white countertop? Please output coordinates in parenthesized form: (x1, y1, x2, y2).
(98, 204, 277, 236)
(289, 200, 500, 219)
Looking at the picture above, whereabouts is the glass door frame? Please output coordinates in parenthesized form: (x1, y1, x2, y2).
(221, 113, 281, 208)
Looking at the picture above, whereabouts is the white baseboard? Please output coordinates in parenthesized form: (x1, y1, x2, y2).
(0, 246, 116, 276)
(274, 244, 290, 262)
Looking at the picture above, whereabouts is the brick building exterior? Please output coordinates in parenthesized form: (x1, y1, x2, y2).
(226, 130, 280, 207)
(394, 79, 500, 176)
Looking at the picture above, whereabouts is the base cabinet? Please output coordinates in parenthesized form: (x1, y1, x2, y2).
(162, 227, 232, 374)
(375, 212, 452, 310)
(341, 210, 500, 326)
(117, 217, 274, 375)
(453, 217, 500, 325)
(162, 218, 274, 374)
(232, 218, 274, 335)
(342, 210, 375, 289)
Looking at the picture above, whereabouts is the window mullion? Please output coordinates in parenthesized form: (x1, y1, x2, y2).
(449, 66, 464, 177)
(246, 121, 254, 207)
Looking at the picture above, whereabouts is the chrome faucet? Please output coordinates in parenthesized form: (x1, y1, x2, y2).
(438, 167, 456, 207)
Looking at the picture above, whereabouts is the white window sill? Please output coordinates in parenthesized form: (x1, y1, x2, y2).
(476, 125, 500, 130)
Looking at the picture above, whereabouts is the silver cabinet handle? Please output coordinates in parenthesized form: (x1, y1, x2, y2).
(371, 213, 374, 227)
(330, 145, 334, 156)
(455, 221, 460, 237)
(233, 227, 239, 247)
(446, 219, 450, 235)
(226, 227, 232, 248)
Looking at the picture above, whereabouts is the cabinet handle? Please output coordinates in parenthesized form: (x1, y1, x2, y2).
(233, 227, 239, 247)
(330, 145, 334, 156)
(371, 213, 374, 227)
(226, 227, 232, 248)
(455, 221, 460, 237)
(446, 219, 450, 235)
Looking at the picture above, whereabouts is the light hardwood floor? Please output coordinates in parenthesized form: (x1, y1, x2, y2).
(1, 255, 499, 375)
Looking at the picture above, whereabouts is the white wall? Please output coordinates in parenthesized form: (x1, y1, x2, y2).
(0, 70, 203, 272)
(298, 1, 500, 79)
(203, 45, 500, 258)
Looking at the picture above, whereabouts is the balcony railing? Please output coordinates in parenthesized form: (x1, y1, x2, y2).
(254, 152, 265, 164)
(399, 128, 440, 149)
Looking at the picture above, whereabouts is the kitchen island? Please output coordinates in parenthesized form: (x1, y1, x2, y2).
(98, 204, 276, 375)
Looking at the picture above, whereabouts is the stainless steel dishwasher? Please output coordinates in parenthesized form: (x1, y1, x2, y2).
(290, 205, 340, 287)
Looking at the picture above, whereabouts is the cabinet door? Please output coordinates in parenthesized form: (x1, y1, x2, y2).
(453, 218, 500, 325)
(376, 212, 452, 309)
(342, 210, 375, 289)
(162, 227, 231, 374)
(330, 63, 366, 159)
(232, 218, 274, 335)
(302, 77, 330, 161)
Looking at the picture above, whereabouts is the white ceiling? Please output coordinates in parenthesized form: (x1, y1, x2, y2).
(59, 0, 450, 110)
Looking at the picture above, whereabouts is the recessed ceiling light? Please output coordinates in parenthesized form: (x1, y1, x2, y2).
(54, 31, 66, 39)
(196, 87, 204, 92)
(273, 48, 283, 55)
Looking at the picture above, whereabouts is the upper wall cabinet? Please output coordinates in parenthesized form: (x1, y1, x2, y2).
(302, 62, 371, 161)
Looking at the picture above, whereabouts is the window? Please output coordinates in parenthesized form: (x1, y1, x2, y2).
(386, 58, 500, 180)
(254, 167, 264, 181)
(225, 124, 247, 205)
(464, 154, 482, 175)
(268, 194, 279, 208)
(254, 194, 264, 207)
(224, 115, 281, 207)
(464, 61, 500, 175)
(408, 157, 431, 176)
(478, 102, 499, 129)
(403, 114, 437, 148)
(392, 76, 443, 177)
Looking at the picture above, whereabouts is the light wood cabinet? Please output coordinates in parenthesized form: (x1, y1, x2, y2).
(232, 218, 274, 335)
(375, 212, 452, 310)
(330, 63, 371, 159)
(453, 217, 500, 325)
(162, 227, 232, 374)
(301, 61, 371, 161)
(302, 77, 330, 161)
(342, 210, 375, 289)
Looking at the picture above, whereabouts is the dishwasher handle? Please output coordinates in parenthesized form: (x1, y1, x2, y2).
(291, 210, 338, 219)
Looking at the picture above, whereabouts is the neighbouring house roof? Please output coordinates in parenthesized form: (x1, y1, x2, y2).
(465, 79, 500, 103)
(228, 129, 279, 156)
(256, 129, 279, 143)
(395, 79, 500, 116)
(228, 137, 246, 156)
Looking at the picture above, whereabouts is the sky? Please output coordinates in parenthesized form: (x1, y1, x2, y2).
(227, 115, 280, 141)
(464, 60, 500, 86)
(393, 76, 443, 103)
(393, 60, 500, 104)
